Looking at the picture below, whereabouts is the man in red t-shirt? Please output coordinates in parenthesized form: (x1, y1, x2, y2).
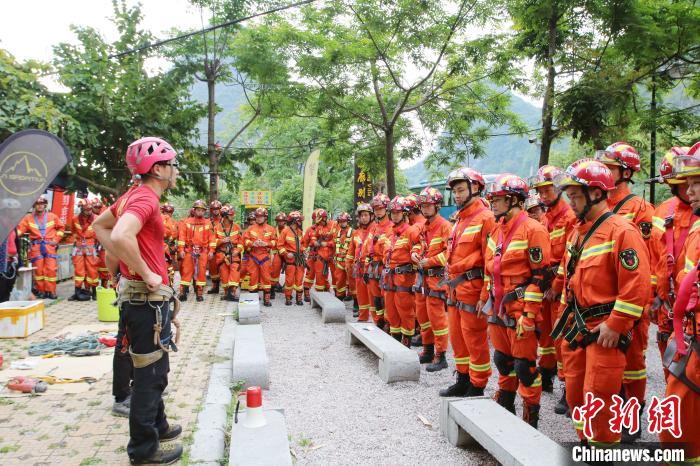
(93, 137, 183, 465)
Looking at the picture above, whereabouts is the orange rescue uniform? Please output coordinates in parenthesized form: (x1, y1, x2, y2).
(242, 223, 277, 292)
(347, 225, 372, 321)
(17, 211, 66, 295)
(215, 219, 243, 293)
(178, 218, 216, 297)
(332, 225, 353, 298)
(68, 213, 99, 290)
(278, 224, 306, 301)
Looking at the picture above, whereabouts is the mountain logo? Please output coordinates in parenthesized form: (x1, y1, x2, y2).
(0, 151, 49, 197)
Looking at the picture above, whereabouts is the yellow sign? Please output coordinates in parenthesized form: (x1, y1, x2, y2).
(303, 149, 320, 230)
(240, 190, 272, 207)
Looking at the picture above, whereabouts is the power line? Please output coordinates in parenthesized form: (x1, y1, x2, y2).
(109, 0, 317, 59)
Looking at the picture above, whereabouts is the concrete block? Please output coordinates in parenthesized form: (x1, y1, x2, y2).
(441, 397, 572, 466)
(310, 289, 346, 323)
(229, 409, 292, 466)
(190, 404, 228, 462)
(238, 293, 261, 325)
(345, 322, 419, 383)
(232, 324, 269, 389)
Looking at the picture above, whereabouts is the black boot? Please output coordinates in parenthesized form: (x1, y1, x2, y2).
(91, 287, 97, 301)
(439, 371, 471, 397)
(411, 332, 422, 347)
(523, 403, 540, 429)
(285, 297, 292, 306)
(130, 443, 183, 465)
(68, 287, 83, 301)
(426, 352, 448, 372)
(495, 390, 516, 414)
(539, 367, 555, 393)
(352, 298, 359, 318)
(392, 333, 402, 342)
(344, 294, 353, 302)
(621, 402, 644, 443)
(270, 288, 276, 300)
(296, 291, 304, 306)
(465, 385, 485, 397)
(207, 281, 220, 294)
(303, 288, 311, 302)
(196, 295, 204, 302)
(419, 344, 435, 364)
(263, 292, 272, 307)
(376, 318, 386, 330)
(554, 384, 568, 415)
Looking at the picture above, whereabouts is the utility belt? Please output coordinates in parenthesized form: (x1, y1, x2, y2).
(380, 264, 415, 293)
(550, 299, 631, 352)
(487, 312, 517, 328)
(117, 279, 181, 368)
(439, 267, 484, 290)
(186, 245, 204, 256)
(663, 335, 700, 395)
(490, 283, 528, 317)
(449, 299, 476, 314)
(368, 260, 382, 280)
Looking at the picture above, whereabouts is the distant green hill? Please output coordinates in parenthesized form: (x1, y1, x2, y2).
(404, 93, 569, 187)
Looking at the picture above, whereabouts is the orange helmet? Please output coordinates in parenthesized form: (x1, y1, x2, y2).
(288, 211, 302, 223)
(418, 186, 443, 205)
(595, 142, 641, 172)
(356, 203, 372, 216)
(370, 193, 390, 209)
(275, 212, 287, 222)
(254, 207, 268, 217)
(209, 200, 222, 210)
(160, 202, 175, 214)
(485, 174, 529, 201)
(659, 147, 690, 184)
(554, 158, 615, 191)
(192, 199, 207, 209)
(529, 165, 563, 189)
(404, 193, 419, 211)
(337, 212, 351, 222)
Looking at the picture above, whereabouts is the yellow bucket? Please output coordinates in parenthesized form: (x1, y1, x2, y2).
(96, 287, 119, 322)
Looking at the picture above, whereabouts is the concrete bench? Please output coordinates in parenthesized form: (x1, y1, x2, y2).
(345, 322, 419, 383)
(232, 324, 269, 389)
(439, 397, 572, 466)
(237, 292, 260, 325)
(229, 408, 292, 466)
(310, 289, 346, 323)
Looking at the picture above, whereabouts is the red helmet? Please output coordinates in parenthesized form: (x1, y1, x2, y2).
(220, 205, 234, 216)
(288, 211, 302, 222)
(387, 195, 408, 212)
(160, 202, 174, 214)
(255, 207, 268, 217)
(554, 158, 615, 191)
(247, 211, 257, 221)
(370, 193, 390, 209)
(595, 142, 641, 172)
(210, 200, 222, 210)
(34, 195, 48, 206)
(125, 137, 177, 176)
(659, 147, 690, 184)
(673, 141, 700, 179)
(275, 212, 287, 222)
(192, 199, 207, 209)
(77, 198, 91, 209)
(418, 186, 444, 205)
(485, 174, 529, 201)
(356, 203, 373, 215)
(337, 212, 351, 222)
(524, 192, 545, 211)
(446, 167, 485, 190)
(404, 193, 419, 211)
(315, 208, 328, 222)
(529, 165, 563, 189)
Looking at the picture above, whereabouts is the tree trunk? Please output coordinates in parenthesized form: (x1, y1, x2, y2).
(539, 10, 558, 167)
(207, 76, 218, 203)
(384, 128, 396, 198)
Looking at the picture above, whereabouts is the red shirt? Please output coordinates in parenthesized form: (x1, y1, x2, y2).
(109, 185, 168, 285)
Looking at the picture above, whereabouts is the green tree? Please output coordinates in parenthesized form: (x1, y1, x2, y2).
(52, 0, 205, 196)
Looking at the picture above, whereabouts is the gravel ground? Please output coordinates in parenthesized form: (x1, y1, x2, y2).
(262, 297, 666, 465)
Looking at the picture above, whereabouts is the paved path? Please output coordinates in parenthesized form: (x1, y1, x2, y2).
(0, 281, 229, 466)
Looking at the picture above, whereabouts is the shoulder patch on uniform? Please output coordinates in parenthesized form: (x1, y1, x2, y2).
(619, 248, 639, 271)
(639, 222, 652, 239)
(528, 246, 543, 264)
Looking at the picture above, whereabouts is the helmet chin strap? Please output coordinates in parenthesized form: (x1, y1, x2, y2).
(577, 187, 606, 221)
(494, 196, 517, 221)
(545, 192, 562, 209)
(671, 185, 691, 205)
(456, 180, 481, 213)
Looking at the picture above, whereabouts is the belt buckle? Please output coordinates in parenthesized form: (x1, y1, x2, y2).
(515, 287, 525, 299)
(464, 270, 473, 280)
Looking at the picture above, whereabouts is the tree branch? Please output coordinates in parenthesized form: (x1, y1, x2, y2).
(74, 174, 119, 196)
(370, 61, 389, 125)
(311, 76, 385, 130)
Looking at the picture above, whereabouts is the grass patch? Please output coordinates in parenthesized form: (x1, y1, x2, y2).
(297, 435, 313, 448)
(38, 434, 49, 441)
(0, 399, 15, 406)
(48, 442, 66, 450)
(115, 446, 126, 454)
(197, 354, 230, 364)
(0, 444, 19, 454)
(87, 400, 102, 407)
(63, 424, 79, 432)
(79, 458, 102, 465)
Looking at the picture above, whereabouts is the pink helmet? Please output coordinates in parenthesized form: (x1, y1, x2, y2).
(125, 137, 177, 176)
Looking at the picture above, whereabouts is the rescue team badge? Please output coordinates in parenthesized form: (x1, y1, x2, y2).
(529, 247, 543, 264)
(619, 248, 639, 271)
(639, 222, 652, 239)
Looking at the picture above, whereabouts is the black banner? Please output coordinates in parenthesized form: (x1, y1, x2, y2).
(0, 130, 72, 243)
